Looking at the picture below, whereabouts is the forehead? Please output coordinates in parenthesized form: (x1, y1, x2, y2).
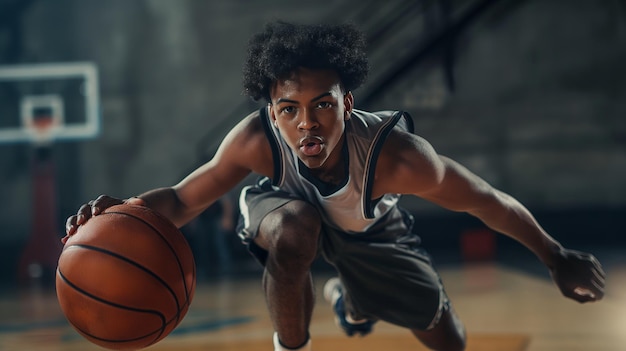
(271, 68, 343, 99)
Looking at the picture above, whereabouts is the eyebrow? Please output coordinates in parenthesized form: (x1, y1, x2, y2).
(275, 92, 333, 105)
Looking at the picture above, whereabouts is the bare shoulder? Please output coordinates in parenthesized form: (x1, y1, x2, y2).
(372, 128, 443, 197)
(172, 109, 273, 211)
(221, 110, 274, 177)
(228, 110, 265, 146)
(174, 109, 274, 205)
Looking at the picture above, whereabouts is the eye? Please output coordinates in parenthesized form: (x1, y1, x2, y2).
(316, 101, 333, 109)
(280, 106, 296, 114)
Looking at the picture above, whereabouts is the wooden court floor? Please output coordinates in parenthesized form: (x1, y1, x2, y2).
(1, 255, 624, 351)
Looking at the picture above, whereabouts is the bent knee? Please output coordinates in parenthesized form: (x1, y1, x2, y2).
(258, 200, 321, 264)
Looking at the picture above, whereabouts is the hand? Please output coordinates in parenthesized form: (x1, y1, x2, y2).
(549, 248, 606, 303)
(62, 194, 146, 244)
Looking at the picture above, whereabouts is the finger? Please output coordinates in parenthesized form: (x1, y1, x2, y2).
(579, 253, 606, 278)
(91, 194, 109, 215)
(570, 287, 596, 303)
(92, 194, 124, 215)
(593, 262, 606, 280)
(590, 280, 605, 300)
(587, 254, 604, 270)
(65, 216, 78, 236)
(573, 285, 606, 303)
(77, 203, 93, 223)
(574, 280, 605, 302)
(592, 268, 606, 287)
(125, 196, 146, 206)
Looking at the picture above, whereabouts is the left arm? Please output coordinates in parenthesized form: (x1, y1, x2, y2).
(375, 130, 605, 303)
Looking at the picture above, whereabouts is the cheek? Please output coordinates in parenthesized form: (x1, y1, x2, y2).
(280, 130, 301, 149)
(326, 123, 345, 147)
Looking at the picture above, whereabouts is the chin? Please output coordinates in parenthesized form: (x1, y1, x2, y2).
(298, 156, 325, 169)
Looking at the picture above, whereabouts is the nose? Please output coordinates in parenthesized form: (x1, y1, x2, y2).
(298, 109, 319, 130)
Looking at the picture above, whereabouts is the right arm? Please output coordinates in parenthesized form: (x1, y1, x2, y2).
(64, 111, 274, 240)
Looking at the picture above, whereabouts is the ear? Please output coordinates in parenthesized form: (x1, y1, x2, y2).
(343, 91, 354, 120)
(268, 103, 279, 128)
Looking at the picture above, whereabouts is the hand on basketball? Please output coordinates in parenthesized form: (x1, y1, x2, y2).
(548, 248, 606, 303)
(62, 194, 146, 243)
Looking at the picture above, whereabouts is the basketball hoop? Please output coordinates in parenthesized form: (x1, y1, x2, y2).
(0, 62, 100, 286)
(21, 94, 63, 146)
(0, 62, 100, 145)
(29, 115, 58, 146)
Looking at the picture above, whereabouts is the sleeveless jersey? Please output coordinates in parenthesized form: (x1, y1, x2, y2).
(259, 107, 414, 233)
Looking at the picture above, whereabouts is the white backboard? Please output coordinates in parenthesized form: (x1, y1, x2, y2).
(0, 62, 100, 144)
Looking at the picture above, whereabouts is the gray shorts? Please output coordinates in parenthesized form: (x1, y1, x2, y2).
(237, 179, 448, 331)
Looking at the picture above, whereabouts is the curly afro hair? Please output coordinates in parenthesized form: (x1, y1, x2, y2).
(243, 21, 369, 101)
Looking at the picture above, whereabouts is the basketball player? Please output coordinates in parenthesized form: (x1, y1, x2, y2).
(64, 22, 605, 351)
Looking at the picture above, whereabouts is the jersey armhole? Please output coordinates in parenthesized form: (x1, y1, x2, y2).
(259, 107, 284, 186)
(362, 110, 406, 218)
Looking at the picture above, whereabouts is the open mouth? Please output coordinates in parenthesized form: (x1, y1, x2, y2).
(299, 136, 324, 156)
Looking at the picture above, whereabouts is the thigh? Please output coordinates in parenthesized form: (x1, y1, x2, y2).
(254, 199, 322, 253)
(237, 180, 299, 265)
(322, 226, 447, 330)
(237, 179, 299, 243)
(237, 178, 321, 265)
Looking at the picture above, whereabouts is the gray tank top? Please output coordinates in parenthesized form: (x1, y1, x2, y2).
(260, 107, 414, 233)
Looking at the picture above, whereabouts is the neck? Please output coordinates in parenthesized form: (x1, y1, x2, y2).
(308, 137, 347, 185)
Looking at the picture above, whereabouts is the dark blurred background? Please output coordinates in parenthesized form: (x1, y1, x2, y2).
(0, 0, 624, 287)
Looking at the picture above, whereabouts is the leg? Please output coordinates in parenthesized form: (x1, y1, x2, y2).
(411, 304, 466, 351)
(319, 211, 464, 349)
(323, 277, 377, 336)
(254, 200, 321, 349)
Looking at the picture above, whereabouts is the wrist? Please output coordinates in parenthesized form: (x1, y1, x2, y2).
(541, 241, 565, 270)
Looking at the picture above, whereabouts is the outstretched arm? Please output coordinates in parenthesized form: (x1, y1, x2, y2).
(64, 111, 273, 240)
(377, 131, 606, 303)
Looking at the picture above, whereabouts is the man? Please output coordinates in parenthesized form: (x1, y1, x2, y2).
(64, 22, 605, 351)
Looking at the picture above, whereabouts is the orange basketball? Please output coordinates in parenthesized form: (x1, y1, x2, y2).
(56, 204, 196, 350)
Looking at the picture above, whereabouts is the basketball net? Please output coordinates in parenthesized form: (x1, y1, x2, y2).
(28, 116, 58, 146)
